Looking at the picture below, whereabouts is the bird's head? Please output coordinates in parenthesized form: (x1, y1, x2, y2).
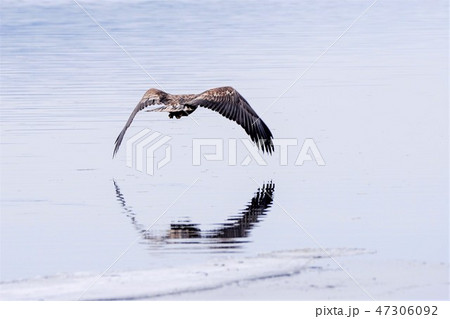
(142, 88, 168, 103)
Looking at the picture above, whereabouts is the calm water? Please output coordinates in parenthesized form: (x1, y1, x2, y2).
(0, 0, 448, 296)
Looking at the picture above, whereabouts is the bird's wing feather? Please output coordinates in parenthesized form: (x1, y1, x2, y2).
(113, 91, 167, 157)
(185, 87, 274, 154)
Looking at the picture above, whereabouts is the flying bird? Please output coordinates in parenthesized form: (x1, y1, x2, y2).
(113, 86, 274, 157)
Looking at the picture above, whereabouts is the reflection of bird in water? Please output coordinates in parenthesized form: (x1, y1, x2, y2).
(113, 180, 275, 249)
(113, 87, 274, 157)
(113, 180, 148, 235)
(206, 182, 275, 239)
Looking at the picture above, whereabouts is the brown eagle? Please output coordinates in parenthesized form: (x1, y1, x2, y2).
(113, 86, 274, 157)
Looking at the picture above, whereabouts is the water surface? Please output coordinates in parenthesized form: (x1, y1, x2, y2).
(1, 0, 448, 299)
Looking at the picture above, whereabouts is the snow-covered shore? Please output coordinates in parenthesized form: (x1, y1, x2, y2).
(1, 249, 447, 300)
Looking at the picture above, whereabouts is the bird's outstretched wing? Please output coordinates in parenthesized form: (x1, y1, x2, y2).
(113, 89, 167, 157)
(185, 87, 274, 154)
